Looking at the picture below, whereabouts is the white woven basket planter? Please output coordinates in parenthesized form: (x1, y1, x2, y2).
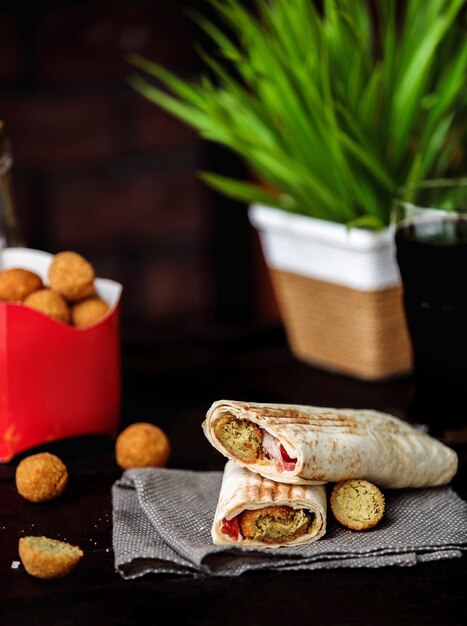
(249, 204, 413, 380)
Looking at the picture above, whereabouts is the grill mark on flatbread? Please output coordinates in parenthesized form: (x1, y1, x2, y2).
(248, 406, 358, 425)
(265, 417, 359, 427)
(231, 405, 407, 434)
(252, 475, 262, 505)
(277, 427, 359, 436)
(255, 473, 296, 505)
(270, 479, 280, 502)
(260, 475, 277, 502)
(259, 416, 362, 431)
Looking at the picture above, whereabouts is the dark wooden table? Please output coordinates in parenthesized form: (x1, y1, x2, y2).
(1, 324, 466, 626)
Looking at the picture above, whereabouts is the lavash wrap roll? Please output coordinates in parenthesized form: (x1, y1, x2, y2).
(202, 400, 458, 488)
(212, 460, 327, 548)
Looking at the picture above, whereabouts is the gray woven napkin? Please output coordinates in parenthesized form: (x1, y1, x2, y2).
(112, 467, 467, 579)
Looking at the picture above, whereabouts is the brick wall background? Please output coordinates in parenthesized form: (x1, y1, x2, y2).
(0, 0, 280, 343)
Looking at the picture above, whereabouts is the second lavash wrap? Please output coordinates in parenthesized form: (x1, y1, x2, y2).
(212, 460, 327, 548)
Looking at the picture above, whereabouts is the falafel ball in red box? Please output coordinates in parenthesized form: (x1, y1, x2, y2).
(0, 248, 122, 462)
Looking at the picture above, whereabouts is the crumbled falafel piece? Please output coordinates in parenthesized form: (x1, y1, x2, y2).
(213, 415, 263, 463)
(330, 479, 385, 530)
(70, 297, 110, 327)
(24, 288, 70, 324)
(48, 251, 95, 301)
(19, 536, 83, 579)
(238, 505, 314, 543)
(116, 422, 170, 469)
(16, 452, 68, 502)
(0, 268, 43, 302)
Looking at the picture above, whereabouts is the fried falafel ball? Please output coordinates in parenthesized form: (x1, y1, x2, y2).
(213, 414, 263, 463)
(116, 422, 170, 469)
(238, 506, 314, 543)
(0, 268, 43, 302)
(19, 536, 83, 579)
(330, 479, 385, 531)
(16, 452, 68, 502)
(48, 251, 95, 301)
(24, 288, 70, 324)
(70, 297, 110, 328)
(76, 282, 97, 301)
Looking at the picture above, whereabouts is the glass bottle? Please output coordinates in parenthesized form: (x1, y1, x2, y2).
(0, 120, 23, 248)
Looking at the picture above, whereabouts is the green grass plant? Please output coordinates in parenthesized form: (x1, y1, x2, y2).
(128, 0, 467, 229)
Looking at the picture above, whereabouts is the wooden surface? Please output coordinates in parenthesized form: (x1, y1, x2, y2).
(1, 324, 466, 626)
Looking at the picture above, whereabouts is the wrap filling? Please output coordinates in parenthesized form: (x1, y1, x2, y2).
(222, 505, 315, 543)
(213, 415, 297, 471)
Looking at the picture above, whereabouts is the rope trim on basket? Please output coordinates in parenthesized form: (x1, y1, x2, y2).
(270, 269, 413, 381)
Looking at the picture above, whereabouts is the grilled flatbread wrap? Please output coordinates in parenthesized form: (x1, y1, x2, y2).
(212, 460, 327, 548)
(202, 400, 458, 488)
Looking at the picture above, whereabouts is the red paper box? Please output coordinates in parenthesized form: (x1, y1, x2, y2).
(0, 248, 122, 461)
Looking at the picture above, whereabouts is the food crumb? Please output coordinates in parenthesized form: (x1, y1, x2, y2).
(11, 561, 20, 569)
